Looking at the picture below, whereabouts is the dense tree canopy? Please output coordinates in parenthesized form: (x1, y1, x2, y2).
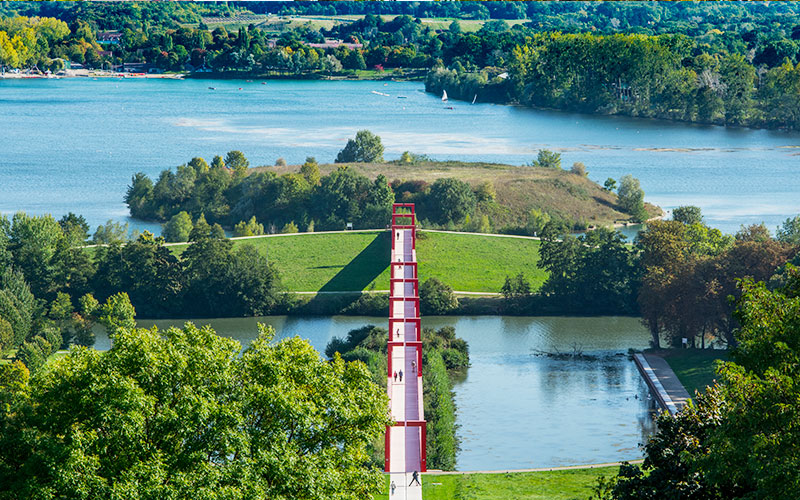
(0, 323, 391, 499)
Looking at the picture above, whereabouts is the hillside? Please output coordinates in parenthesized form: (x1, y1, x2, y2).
(170, 230, 546, 294)
(256, 160, 662, 230)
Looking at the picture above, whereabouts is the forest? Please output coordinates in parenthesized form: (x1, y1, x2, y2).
(4, 3, 800, 128)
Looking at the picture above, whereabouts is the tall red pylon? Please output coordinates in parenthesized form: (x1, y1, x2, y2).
(385, 203, 426, 499)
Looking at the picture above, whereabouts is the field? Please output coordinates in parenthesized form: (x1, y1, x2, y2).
(659, 349, 729, 396)
(256, 160, 661, 230)
(170, 230, 546, 293)
(377, 466, 616, 500)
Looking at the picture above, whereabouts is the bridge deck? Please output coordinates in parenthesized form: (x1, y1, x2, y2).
(387, 207, 424, 499)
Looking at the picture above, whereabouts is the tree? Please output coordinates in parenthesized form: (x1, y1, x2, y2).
(224, 150, 249, 177)
(162, 211, 193, 242)
(233, 216, 265, 237)
(281, 221, 299, 233)
(603, 178, 617, 191)
(92, 220, 130, 245)
(531, 149, 561, 169)
(300, 157, 321, 186)
(427, 178, 477, 225)
(420, 278, 458, 315)
(617, 174, 648, 222)
(570, 162, 587, 176)
(97, 292, 136, 335)
(335, 130, 384, 163)
(672, 205, 703, 225)
(58, 213, 89, 246)
(777, 215, 800, 245)
(0, 324, 390, 499)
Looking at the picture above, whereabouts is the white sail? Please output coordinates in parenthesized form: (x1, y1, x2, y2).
(472, 94, 477, 104)
(442, 90, 448, 102)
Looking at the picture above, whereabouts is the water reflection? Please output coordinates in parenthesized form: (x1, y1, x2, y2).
(109, 315, 656, 470)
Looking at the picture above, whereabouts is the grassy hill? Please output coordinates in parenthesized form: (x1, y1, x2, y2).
(256, 160, 661, 230)
(171, 230, 546, 294)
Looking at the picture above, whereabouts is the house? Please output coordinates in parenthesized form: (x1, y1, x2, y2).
(307, 39, 364, 50)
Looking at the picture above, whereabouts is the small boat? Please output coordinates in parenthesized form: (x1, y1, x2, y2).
(472, 94, 477, 105)
(208, 86, 216, 90)
(442, 89, 448, 102)
(445, 106, 454, 110)
(371, 91, 390, 97)
(261, 82, 267, 85)
(397, 96, 408, 99)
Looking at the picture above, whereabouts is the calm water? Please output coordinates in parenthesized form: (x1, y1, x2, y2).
(2, 78, 800, 234)
(96, 315, 656, 471)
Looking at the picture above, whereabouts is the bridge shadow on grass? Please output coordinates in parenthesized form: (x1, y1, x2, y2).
(296, 232, 390, 314)
(319, 231, 390, 292)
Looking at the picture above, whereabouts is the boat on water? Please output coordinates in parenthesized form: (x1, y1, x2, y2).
(371, 91, 390, 97)
(397, 96, 408, 99)
(208, 87, 216, 90)
(442, 89, 448, 102)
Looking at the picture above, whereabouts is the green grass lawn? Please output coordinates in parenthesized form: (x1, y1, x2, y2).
(377, 467, 615, 500)
(171, 231, 545, 293)
(660, 349, 729, 396)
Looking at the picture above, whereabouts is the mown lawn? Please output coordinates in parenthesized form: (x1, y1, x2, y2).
(660, 349, 729, 396)
(377, 467, 615, 500)
(170, 230, 545, 293)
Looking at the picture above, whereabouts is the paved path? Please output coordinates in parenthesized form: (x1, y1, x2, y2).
(634, 353, 691, 415)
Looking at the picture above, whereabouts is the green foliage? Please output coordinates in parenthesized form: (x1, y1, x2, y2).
(300, 157, 321, 186)
(0, 318, 13, 352)
(419, 277, 458, 315)
(233, 215, 265, 237)
(617, 175, 648, 222)
(0, 323, 391, 499)
(540, 228, 640, 314)
(531, 149, 562, 169)
(672, 205, 704, 226)
(427, 178, 477, 225)
(603, 178, 617, 192)
(335, 130, 385, 164)
(92, 219, 130, 245)
(224, 149, 249, 176)
(281, 221, 299, 234)
(777, 215, 800, 245)
(570, 162, 587, 176)
(162, 210, 193, 242)
(422, 349, 457, 470)
(97, 292, 136, 335)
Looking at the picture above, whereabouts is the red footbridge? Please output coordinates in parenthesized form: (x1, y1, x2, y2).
(385, 203, 426, 499)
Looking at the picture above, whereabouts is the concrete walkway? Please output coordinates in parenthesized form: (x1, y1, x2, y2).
(424, 459, 644, 475)
(633, 353, 691, 415)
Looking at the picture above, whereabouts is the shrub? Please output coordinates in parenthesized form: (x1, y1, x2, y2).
(420, 278, 458, 315)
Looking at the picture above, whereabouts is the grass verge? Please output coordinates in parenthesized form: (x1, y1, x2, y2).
(659, 349, 729, 396)
(377, 466, 617, 500)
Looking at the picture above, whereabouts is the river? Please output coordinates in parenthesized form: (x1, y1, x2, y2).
(2, 78, 799, 235)
(95, 315, 657, 471)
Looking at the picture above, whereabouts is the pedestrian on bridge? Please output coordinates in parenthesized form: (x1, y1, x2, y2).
(399, 370, 403, 382)
(393, 371, 397, 382)
(390, 481, 396, 495)
(411, 360, 416, 373)
(409, 471, 421, 486)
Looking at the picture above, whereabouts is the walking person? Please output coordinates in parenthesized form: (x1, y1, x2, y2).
(398, 370, 403, 382)
(411, 360, 416, 373)
(393, 371, 397, 382)
(409, 470, 421, 486)
(390, 481, 396, 495)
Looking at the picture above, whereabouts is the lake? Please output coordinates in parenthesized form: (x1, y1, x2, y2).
(96, 315, 657, 471)
(2, 78, 799, 235)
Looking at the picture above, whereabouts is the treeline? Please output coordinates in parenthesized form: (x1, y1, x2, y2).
(428, 31, 800, 129)
(510, 210, 800, 349)
(598, 270, 800, 500)
(0, 211, 283, 374)
(125, 148, 536, 237)
(325, 325, 469, 470)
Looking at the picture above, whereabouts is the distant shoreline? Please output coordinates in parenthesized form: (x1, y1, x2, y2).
(0, 69, 186, 80)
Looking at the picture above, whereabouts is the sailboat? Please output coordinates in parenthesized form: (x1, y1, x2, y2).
(471, 94, 477, 105)
(442, 89, 448, 102)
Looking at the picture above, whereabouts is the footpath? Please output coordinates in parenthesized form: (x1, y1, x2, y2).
(633, 353, 691, 415)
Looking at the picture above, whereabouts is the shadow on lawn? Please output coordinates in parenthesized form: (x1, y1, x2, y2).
(318, 231, 389, 292)
(293, 232, 390, 315)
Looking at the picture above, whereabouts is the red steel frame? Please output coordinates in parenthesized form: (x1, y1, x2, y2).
(385, 203, 427, 473)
